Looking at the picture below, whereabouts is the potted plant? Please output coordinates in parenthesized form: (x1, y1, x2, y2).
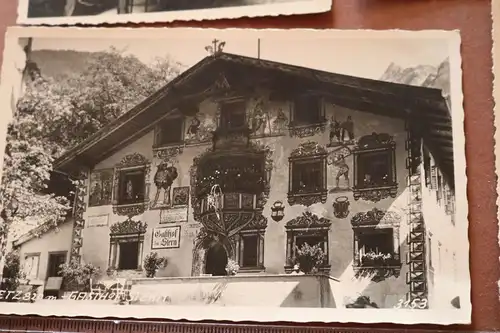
(294, 243, 326, 274)
(59, 259, 100, 292)
(225, 259, 239, 276)
(143, 252, 167, 278)
(345, 295, 379, 308)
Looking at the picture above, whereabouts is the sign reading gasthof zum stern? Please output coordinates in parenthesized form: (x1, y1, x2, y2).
(152, 226, 181, 249)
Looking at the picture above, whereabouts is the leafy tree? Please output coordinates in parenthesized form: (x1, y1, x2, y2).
(0, 47, 183, 278)
(17, 47, 184, 156)
(0, 251, 26, 296)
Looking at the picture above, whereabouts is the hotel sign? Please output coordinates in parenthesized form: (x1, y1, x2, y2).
(152, 226, 181, 249)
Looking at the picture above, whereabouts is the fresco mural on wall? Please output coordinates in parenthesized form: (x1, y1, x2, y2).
(333, 196, 350, 219)
(152, 162, 179, 209)
(247, 97, 273, 138)
(172, 186, 190, 207)
(272, 107, 289, 135)
(152, 147, 183, 210)
(247, 96, 289, 138)
(88, 169, 113, 207)
(328, 146, 353, 193)
(328, 115, 356, 147)
(185, 113, 216, 145)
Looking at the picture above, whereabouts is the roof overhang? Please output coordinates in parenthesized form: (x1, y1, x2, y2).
(53, 53, 453, 183)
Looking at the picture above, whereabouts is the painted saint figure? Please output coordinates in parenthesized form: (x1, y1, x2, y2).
(153, 162, 179, 207)
(250, 99, 268, 136)
(90, 181, 101, 206)
(272, 108, 288, 135)
(341, 116, 354, 142)
(126, 180, 134, 200)
(186, 116, 201, 139)
(329, 117, 342, 145)
(335, 156, 350, 189)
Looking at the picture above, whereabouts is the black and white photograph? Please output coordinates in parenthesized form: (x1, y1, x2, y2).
(0, 27, 469, 324)
(16, 0, 331, 25)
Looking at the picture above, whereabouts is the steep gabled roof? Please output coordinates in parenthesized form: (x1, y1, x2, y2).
(53, 52, 453, 181)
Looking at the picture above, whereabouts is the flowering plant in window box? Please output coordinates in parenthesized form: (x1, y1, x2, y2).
(354, 251, 401, 282)
(294, 243, 326, 274)
(225, 259, 240, 276)
(359, 251, 399, 267)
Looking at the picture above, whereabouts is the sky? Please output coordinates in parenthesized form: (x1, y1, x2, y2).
(29, 30, 453, 80)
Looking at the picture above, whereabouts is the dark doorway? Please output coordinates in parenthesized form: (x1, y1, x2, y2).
(47, 252, 67, 278)
(118, 241, 139, 270)
(205, 243, 228, 276)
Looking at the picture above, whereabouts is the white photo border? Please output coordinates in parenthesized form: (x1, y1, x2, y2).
(16, 0, 332, 25)
(0, 27, 469, 325)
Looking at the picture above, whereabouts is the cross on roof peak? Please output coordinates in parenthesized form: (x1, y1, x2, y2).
(205, 39, 226, 56)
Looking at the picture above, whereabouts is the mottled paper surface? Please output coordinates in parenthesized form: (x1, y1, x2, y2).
(0, 27, 469, 324)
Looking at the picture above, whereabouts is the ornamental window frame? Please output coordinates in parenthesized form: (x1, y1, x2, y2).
(350, 208, 402, 280)
(287, 141, 328, 207)
(284, 211, 331, 274)
(232, 219, 267, 272)
(108, 219, 147, 271)
(112, 153, 151, 217)
(352, 133, 398, 202)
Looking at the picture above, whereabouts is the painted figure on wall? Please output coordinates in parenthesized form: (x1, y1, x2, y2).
(341, 116, 355, 143)
(172, 186, 190, 207)
(185, 113, 216, 144)
(89, 169, 113, 207)
(186, 116, 201, 137)
(328, 146, 352, 193)
(126, 180, 134, 200)
(328, 116, 342, 147)
(334, 156, 350, 189)
(272, 107, 288, 135)
(249, 98, 271, 137)
(90, 182, 102, 204)
(152, 162, 179, 208)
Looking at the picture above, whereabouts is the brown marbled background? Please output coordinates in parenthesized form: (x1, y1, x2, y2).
(0, 0, 498, 331)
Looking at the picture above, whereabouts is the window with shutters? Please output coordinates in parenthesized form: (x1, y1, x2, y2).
(430, 166, 438, 190)
(23, 253, 40, 280)
(423, 147, 431, 187)
(436, 172, 443, 205)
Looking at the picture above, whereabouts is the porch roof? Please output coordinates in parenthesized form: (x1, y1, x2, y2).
(53, 52, 454, 183)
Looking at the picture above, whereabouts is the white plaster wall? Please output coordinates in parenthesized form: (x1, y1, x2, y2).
(17, 220, 73, 282)
(79, 95, 411, 307)
(420, 150, 458, 309)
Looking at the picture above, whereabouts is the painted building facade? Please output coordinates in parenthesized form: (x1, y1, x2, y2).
(16, 52, 457, 309)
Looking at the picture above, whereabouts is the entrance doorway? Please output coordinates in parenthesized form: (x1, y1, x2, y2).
(205, 243, 228, 276)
